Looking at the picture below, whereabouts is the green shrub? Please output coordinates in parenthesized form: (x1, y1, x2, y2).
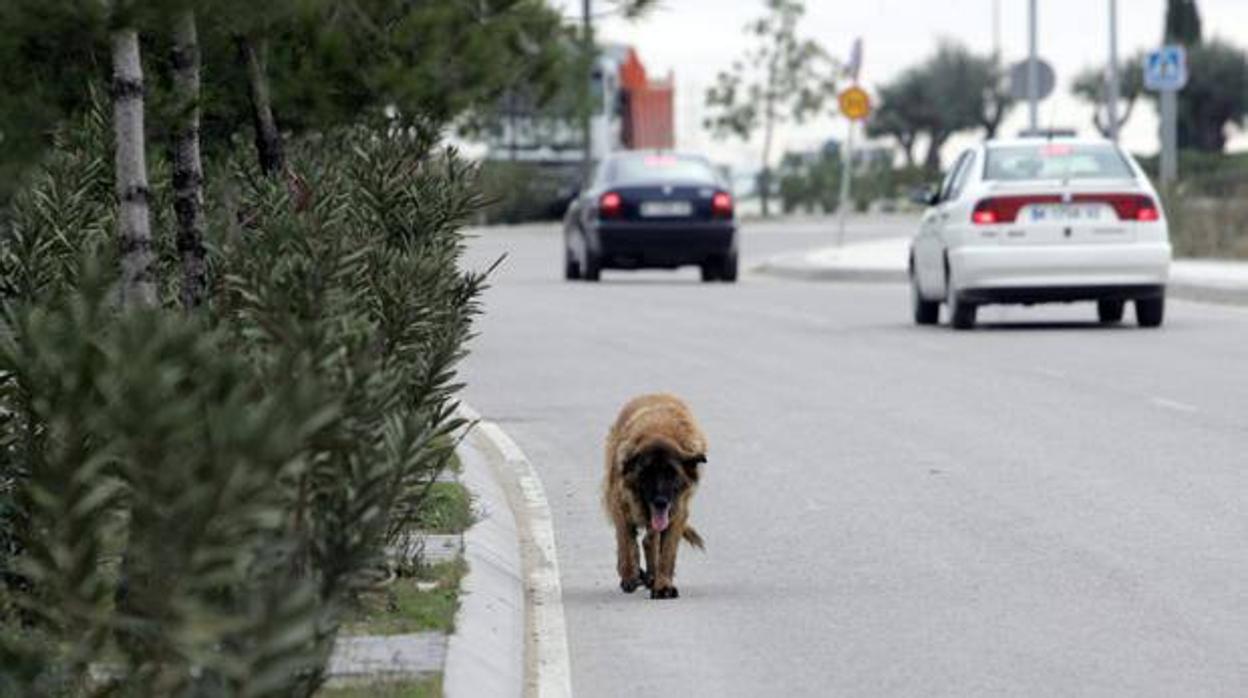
(0, 115, 487, 695)
(477, 160, 573, 224)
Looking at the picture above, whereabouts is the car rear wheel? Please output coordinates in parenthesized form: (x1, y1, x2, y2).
(700, 263, 720, 283)
(946, 272, 976, 331)
(1097, 299, 1124, 324)
(911, 271, 939, 325)
(564, 247, 581, 281)
(719, 252, 739, 283)
(582, 250, 601, 282)
(1136, 296, 1165, 328)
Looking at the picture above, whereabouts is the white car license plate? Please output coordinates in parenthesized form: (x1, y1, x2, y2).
(640, 201, 693, 217)
(1027, 203, 1106, 222)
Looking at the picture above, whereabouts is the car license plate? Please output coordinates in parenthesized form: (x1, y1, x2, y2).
(1027, 203, 1106, 222)
(640, 201, 693, 217)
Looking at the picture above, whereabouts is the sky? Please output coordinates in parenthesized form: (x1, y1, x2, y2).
(560, 0, 1248, 172)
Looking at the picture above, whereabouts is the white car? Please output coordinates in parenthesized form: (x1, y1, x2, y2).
(910, 137, 1172, 330)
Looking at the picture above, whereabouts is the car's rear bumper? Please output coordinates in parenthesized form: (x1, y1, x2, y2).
(950, 242, 1172, 300)
(958, 284, 1165, 304)
(592, 221, 736, 268)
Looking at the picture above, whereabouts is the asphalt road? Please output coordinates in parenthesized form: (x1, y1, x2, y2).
(460, 216, 1248, 698)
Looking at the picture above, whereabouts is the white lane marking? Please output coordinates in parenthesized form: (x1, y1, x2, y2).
(468, 412, 573, 698)
(1150, 397, 1199, 413)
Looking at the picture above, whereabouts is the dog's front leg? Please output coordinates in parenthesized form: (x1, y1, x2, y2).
(650, 524, 681, 599)
(616, 524, 644, 593)
(641, 530, 659, 589)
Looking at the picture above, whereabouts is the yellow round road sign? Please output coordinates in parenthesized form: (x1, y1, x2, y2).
(838, 86, 871, 121)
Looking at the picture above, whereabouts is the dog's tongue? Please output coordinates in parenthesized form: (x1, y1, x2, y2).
(650, 509, 670, 533)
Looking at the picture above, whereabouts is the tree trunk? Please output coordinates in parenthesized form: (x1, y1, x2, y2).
(760, 114, 775, 218)
(238, 35, 285, 176)
(923, 131, 948, 173)
(172, 11, 207, 309)
(111, 27, 157, 309)
(899, 134, 917, 168)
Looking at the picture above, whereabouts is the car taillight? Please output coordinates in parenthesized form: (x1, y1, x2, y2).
(1072, 193, 1161, 222)
(971, 207, 998, 225)
(599, 191, 622, 219)
(712, 191, 734, 218)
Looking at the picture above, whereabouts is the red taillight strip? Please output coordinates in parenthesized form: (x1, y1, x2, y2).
(711, 191, 734, 218)
(972, 193, 1161, 224)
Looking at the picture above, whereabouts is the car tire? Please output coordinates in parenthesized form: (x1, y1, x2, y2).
(564, 247, 581, 281)
(946, 270, 976, 331)
(582, 250, 602, 282)
(1136, 296, 1165, 328)
(700, 261, 721, 283)
(911, 272, 939, 325)
(1097, 299, 1124, 324)
(719, 252, 739, 283)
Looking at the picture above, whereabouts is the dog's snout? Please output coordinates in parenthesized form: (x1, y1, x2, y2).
(652, 496, 670, 510)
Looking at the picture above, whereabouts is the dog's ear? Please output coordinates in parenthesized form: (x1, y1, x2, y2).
(681, 454, 706, 481)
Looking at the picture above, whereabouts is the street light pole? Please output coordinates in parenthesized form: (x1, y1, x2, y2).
(992, 0, 1001, 61)
(1028, 0, 1039, 132)
(1107, 0, 1121, 142)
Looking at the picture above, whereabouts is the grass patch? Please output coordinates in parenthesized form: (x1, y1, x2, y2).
(318, 674, 442, 698)
(410, 482, 473, 534)
(342, 558, 466, 636)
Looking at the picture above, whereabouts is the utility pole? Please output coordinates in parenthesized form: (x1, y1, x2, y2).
(581, 0, 594, 182)
(992, 0, 1001, 62)
(1107, 0, 1121, 142)
(1028, 0, 1039, 132)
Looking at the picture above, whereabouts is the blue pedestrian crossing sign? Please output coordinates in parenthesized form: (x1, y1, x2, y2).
(1144, 45, 1188, 91)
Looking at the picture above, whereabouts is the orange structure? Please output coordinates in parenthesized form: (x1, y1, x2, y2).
(617, 48, 675, 151)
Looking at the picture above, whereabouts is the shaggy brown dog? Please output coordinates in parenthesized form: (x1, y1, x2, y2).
(603, 393, 706, 600)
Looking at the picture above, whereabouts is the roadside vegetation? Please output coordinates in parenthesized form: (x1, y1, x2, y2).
(0, 1, 573, 696)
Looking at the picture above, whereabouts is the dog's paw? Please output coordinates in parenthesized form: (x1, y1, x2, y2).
(620, 576, 645, 593)
(640, 569, 654, 589)
(650, 586, 679, 600)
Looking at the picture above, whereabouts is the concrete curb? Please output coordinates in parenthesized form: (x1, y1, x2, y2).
(443, 408, 526, 698)
(327, 633, 446, 685)
(448, 404, 573, 698)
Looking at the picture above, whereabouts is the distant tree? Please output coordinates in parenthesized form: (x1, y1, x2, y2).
(1165, 0, 1202, 46)
(867, 71, 924, 168)
(1173, 40, 1248, 152)
(703, 0, 837, 217)
(1071, 56, 1145, 139)
(977, 58, 1015, 139)
(866, 42, 1006, 172)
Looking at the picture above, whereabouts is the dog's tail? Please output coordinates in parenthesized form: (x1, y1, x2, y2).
(682, 526, 705, 550)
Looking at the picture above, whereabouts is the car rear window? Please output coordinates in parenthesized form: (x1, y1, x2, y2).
(984, 144, 1134, 181)
(607, 155, 719, 185)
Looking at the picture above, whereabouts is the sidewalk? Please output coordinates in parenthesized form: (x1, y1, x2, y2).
(754, 237, 1248, 304)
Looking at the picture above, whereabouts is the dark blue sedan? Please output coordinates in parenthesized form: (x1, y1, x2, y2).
(563, 152, 738, 283)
